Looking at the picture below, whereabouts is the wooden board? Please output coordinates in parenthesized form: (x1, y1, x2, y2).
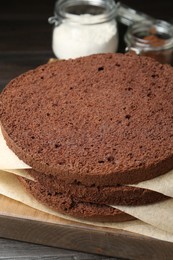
(0, 195, 173, 260)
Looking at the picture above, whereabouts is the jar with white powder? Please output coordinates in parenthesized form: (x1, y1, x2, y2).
(49, 0, 118, 59)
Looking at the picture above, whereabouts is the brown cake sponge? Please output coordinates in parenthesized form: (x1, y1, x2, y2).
(18, 176, 134, 222)
(28, 169, 167, 206)
(1, 53, 173, 186)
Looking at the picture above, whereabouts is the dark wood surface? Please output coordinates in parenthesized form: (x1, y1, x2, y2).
(0, 0, 172, 259)
(0, 238, 115, 260)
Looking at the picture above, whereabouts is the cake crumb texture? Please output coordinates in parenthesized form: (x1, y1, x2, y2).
(1, 53, 173, 185)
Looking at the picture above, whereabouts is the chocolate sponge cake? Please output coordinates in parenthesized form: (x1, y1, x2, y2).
(1, 53, 173, 221)
(18, 176, 135, 222)
(1, 53, 173, 185)
(17, 173, 167, 222)
(27, 169, 167, 206)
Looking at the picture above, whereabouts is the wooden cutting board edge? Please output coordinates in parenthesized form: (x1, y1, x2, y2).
(0, 195, 173, 259)
(0, 213, 169, 260)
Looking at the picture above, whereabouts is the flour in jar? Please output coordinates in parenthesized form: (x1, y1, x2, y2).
(52, 14, 118, 59)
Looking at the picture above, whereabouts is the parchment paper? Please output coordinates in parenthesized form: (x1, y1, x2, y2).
(0, 170, 173, 243)
(112, 199, 173, 234)
(128, 169, 173, 198)
(0, 128, 31, 169)
(1, 169, 34, 181)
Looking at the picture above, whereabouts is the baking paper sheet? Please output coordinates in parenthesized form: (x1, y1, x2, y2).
(0, 170, 173, 243)
(111, 199, 173, 234)
(0, 128, 31, 169)
(128, 169, 173, 198)
(0, 169, 34, 181)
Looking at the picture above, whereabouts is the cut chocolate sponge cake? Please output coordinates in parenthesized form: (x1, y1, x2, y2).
(27, 169, 167, 206)
(18, 176, 134, 222)
(1, 53, 173, 185)
(1, 53, 173, 221)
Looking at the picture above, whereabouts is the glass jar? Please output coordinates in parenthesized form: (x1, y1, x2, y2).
(125, 20, 173, 65)
(48, 0, 118, 59)
(116, 2, 152, 26)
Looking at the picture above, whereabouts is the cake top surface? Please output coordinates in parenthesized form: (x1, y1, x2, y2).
(1, 53, 173, 185)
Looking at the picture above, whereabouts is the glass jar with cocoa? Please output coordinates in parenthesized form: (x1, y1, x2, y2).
(124, 20, 173, 65)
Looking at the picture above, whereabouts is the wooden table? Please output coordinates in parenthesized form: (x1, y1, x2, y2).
(0, 238, 117, 260)
(0, 0, 172, 259)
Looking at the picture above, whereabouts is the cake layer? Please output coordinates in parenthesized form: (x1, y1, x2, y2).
(18, 177, 134, 222)
(28, 169, 167, 206)
(1, 53, 173, 186)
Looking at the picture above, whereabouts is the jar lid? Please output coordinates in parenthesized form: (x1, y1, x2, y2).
(116, 2, 154, 26)
(49, 0, 117, 25)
